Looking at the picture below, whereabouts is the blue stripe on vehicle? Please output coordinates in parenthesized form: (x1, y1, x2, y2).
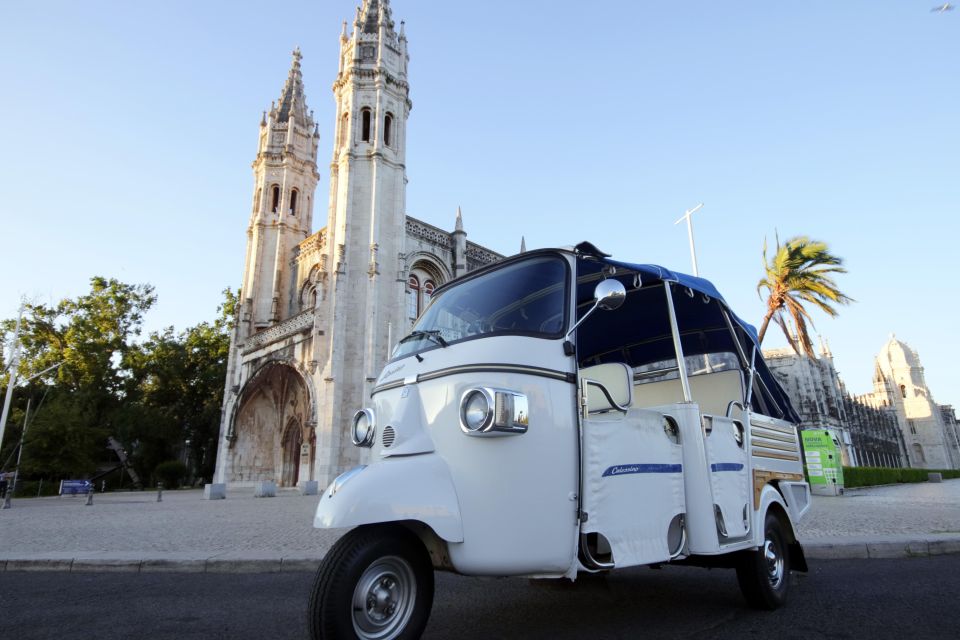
(710, 463, 745, 472)
(602, 463, 683, 477)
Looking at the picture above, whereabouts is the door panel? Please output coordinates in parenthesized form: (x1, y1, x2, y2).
(703, 415, 751, 539)
(581, 408, 685, 567)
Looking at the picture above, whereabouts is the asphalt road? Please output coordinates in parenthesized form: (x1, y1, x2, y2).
(1, 557, 957, 639)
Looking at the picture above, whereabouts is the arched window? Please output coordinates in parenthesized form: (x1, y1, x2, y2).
(271, 185, 280, 213)
(254, 188, 262, 213)
(912, 443, 925, 463)
(900, 384, 907, 399)
(384, 112, 394, 146)
(339, 112, 349, 148)
(422, 280, 435, 310)
(361, 108, 372, 142)
(289, 189, 298, 215)
(407, 275, 420, 322)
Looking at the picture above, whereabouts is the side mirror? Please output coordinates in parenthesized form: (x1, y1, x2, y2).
(595, 279, 626, 311)
(566, 278, 627, 340)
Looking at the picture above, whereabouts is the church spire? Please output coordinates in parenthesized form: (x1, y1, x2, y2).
(275, 47, 309, 124)
(358, 0, 394, 35)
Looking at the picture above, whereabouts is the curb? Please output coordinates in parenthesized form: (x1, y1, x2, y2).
(3, 537, 960, 573)
(0, 552, 324, 574)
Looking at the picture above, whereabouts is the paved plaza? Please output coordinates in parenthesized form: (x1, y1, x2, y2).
(1, 480, 958, 571)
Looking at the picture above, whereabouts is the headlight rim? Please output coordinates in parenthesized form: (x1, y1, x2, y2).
(460, 388, 494, 434)
(351, 408, 376, 447)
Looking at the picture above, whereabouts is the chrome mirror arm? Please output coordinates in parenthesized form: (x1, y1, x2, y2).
(565, 299, 601, 341)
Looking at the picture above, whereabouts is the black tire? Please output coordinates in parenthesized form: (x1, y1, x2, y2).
(735, 512, 790, 610)
(309, 525, 434, 640)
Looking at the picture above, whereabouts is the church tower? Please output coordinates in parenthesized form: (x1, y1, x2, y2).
(312, 0, 411, 483)
(240, 49, 321, 334)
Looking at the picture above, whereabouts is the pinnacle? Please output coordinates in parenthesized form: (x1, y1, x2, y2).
(358, 0, 394, 35)
(275, 48, 310, 124)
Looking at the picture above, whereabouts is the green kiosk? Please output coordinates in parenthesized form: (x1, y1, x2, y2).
(801, 429, 845, 496)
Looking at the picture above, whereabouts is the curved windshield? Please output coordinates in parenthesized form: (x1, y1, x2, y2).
(393, 255, 569, 359)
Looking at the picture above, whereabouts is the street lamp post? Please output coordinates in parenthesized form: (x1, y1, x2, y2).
(674, 203, 704, 277)
(0, 305, 25, 452)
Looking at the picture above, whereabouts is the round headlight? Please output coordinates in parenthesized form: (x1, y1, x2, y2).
(461, 389, 493, 433)
(351, 409, 375, 447)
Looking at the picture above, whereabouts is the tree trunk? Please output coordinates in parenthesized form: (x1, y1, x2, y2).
(757, 310, 775, 345)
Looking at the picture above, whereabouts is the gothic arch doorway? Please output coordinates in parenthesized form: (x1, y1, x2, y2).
(281, 418, 303, 487)
(228, 362, 312, 487)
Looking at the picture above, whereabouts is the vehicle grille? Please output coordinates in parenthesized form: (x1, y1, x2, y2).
(382, 425, 396, 448)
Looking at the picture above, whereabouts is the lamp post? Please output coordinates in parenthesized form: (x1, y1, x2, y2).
(0, 305, 25, 452)
(674, 203, 704, 276)
(0, 361, 63, 457)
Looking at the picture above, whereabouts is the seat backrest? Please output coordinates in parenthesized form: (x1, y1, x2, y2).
(580, 362, 633, 413)
(632, 368, 744, 416)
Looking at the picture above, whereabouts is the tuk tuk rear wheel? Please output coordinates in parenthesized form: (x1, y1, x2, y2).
(309, 525, 434, 640)
(735, 512, 790, 610)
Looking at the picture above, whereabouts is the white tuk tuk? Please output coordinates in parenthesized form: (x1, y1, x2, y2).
(310, 242, 811, 640)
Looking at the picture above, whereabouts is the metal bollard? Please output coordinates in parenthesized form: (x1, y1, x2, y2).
(85, 488, 94, 506)
(157, 482, 163, 502)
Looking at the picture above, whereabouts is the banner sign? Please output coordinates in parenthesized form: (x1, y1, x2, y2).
(60, 480, 93, 495)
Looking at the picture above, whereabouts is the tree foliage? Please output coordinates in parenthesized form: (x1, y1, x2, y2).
(1, 280, 237, 487)
(757, 236, 854, 356)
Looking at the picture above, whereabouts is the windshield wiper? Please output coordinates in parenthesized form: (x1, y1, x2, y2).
(398, 329, 449, 348)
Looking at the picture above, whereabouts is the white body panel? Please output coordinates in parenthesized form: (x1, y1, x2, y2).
(581, 408, 685, 567)
(318, 335, 581, 577)
(313, 455, 463, 542)
(704, 415, 752, 540)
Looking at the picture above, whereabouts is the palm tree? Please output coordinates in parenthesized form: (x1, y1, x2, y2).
(757, 235, 853, 357)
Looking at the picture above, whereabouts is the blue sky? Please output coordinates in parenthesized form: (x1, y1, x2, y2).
(1, 1, 957, 406)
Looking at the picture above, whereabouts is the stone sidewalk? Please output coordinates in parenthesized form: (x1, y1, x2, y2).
(1, 479, 958, 573)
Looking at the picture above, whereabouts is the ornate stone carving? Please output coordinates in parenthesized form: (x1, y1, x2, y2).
(243, 310, 315, 354)
(465, 241, 503, 266)
(405, 218, 452, 248)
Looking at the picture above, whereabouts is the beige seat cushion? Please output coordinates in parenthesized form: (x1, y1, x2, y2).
(580, 362, 633, 413)
(632, 369, 744, 416)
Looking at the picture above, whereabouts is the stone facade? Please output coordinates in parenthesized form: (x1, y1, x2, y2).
(764, 345, 905, 468)
(862, 336, 960, 470)
(214, 0, 504, 489)
(766, 335, 960, 471)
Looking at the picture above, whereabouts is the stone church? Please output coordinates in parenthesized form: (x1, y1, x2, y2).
(860, 336, 960, 470)
(213, 0, 504, 489)
(765, 335, 960, 471)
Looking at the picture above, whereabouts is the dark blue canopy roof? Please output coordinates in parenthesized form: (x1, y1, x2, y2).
(574, 245, 799, 424)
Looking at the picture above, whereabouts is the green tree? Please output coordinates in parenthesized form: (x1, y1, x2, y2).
(1, 278, 155, 478)
(2, 282, 235, 485)
(757, 236, 853, 356)
(121, 288, 236, 483)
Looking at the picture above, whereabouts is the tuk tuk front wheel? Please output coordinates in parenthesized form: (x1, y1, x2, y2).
(735, 512, 790, 610)
(309, 525, 434, 640)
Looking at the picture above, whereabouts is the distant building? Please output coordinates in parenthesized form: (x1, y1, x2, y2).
(766, 335, 960, 470)
(764, 342, 904, 468)
(213, 1, 505, 489)
(861, 336, 960, 470)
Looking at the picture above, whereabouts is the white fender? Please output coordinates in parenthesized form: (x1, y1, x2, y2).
(752, 484, 795, 547)
(313, 453, 464, 543)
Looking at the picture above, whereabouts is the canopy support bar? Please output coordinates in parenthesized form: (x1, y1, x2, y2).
(663, 282, 692, 402)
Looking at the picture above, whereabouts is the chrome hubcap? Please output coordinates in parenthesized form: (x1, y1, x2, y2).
(763, 538, 784, 589)
(352, 556, 416, 640)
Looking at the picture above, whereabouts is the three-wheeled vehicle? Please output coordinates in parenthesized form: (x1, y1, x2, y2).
(310, 243, 811, 640)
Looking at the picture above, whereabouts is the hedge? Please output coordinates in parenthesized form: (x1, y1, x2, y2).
(842, 466, 960, 488)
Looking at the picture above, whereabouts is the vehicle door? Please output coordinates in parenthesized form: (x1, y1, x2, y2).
(579, 363, 686, 568)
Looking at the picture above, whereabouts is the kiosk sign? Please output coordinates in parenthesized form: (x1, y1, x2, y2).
(801, 429, 844, 496)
